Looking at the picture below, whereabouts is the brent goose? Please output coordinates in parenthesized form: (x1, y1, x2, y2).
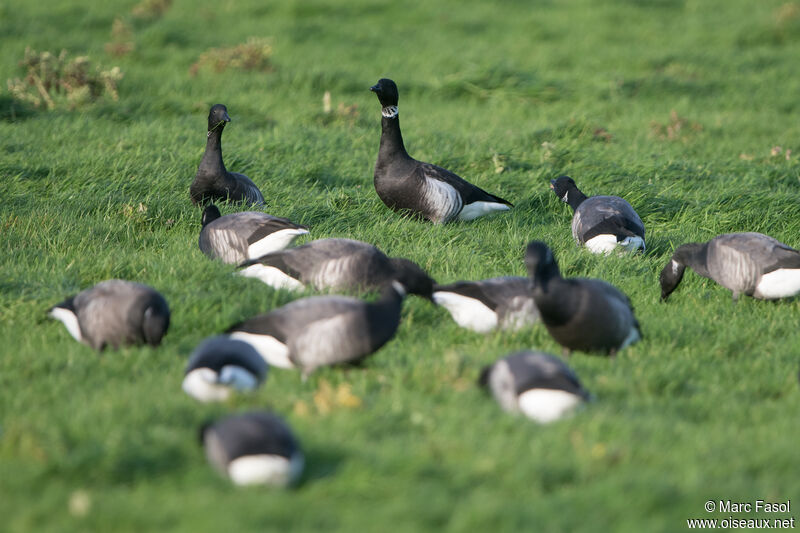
(479, 351, 590, 423)
(525, 241, 641, 355)
(549, 176, 645, 254)
(190, 104, 265, 206)
(183, 336, 268, 402)
(48, 280, 170, 350)
(199, 205, 308, 265)
(660, 232, 800, 301)
(370, 78, 512, 223)
(201, 412, 303, 487)
(432, 277, 539, 333)
(227, 281, 407, 377)
(238, 238, 434, 296)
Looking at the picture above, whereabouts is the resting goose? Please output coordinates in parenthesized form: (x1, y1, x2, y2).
(227, 281, 407, 377)
(201, 412, 303, 487)
(183, 336, 268, 402)
(432, 277, 539, 333)
(199, 205, 308, 265)
(479, 351, 590, 423)
(549, 176, 645, 254)
(370, 78, 512, 223)
(525, 241, 640, 355)
(190, 104, 265, 207)
(660, 232, 800, 301)
(238, 238, 434, 296)
(48, 280, 170, 350)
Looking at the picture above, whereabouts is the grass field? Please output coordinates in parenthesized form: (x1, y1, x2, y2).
(2, 0, 800, 531)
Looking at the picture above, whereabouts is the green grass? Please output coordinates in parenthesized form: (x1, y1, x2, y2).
(2, 0, 800, 531)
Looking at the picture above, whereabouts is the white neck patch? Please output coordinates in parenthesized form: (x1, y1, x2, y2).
(381, 105, 398, 118)
(561, 191, 569, 203)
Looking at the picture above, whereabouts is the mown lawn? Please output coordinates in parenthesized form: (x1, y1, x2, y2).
(1, 0, 799, 531)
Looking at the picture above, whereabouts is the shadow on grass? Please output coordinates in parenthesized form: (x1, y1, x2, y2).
(0, 95, 35, 122)
(297, 444, 345, 487)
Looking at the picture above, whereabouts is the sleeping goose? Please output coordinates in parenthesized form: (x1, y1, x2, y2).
(370, 78, 512, 223)
(227, 281, 407, 377)
(660, 232, 800, 301)
(525, 241, 640, 355)
(479, 351, 590, 423)
(431, 277, 539, 333)
(199, 205, 309, 265)
(183, 336, 268, 402)
(201, 412, 303, 487)
(190, 104, 265, 207)
(549, 176, 645, 254)
(48, 280, 170, 350)
(238, 238, 434, 296)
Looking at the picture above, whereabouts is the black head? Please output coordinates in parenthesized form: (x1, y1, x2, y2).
(369, 78, 399, 107)
(659, 250, 689, 301)
(389, 257, 435, 298)
(549, 176, 579, 203)
(201, 205, 221, 227)
(477, 364, 493, 389)
(207, 104, 231, 133)
(524, 241, 561, 285)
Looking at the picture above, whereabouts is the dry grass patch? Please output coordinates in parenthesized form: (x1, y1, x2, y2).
(189, 37, 274, 76)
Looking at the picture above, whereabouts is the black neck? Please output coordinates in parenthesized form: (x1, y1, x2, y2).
(378, 115, 410, 162)
(673, 243, 710, 278)
(198, 128, 226, 176)
(565, 187, 588, 212)
(531, 277, 580, 327)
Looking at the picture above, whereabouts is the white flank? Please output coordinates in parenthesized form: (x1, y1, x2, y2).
(517, 389, 583, 424)
(238, 264, 304, 291)
(619, 236, 646, 253)
(247, 228, 309, 259)
(182, 368, 232, 403)
(432, 291, 498, 333)
(755, 268, 800, 299)
(423, 178, 462, 223)
(584, 234, 620, 254)
(49, 307, 83, 342)
(227, 454, 296, 487)
(500, 298, 539, 331)
(218, 365, 261, 390)
(228, 332, 294, 369)
(457, 201, 511, 222)
(310, 256, 357, 289)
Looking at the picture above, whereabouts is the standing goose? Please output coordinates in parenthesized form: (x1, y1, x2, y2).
(199, 205, 309, 265)
(227, 281, 407, 377)
(238, 238, 434, 296)
(183, 336, 268, 402)
(549, 176, 645, 254)
(660, 232, 800, 301)
(370, 78, 512, 223)
(479, 351, 590, 423)
(190, 104, 265, 207)
(48, 280, 170, 350)
(201, 412, 304, 487)
(525, 241, 640, 355)
(432, 277, 539, 333)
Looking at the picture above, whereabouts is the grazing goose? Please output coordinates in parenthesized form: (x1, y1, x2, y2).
(199, 205, 309, 265)
(190, 104, 265, 207)
(238, 238, 434, 296)
(549, 176, 645, 254)
(479, 351, 590, 423)
(201, 412, 303, 487)
(660, 232, 800, 301)
(183, 336, 268, 402)
(370, 78, 512, 223)
(525, 241, 640, 355)
(227, 281, 407, 377)
(48, 280, 170, 350)
(432, 277, 539, 333)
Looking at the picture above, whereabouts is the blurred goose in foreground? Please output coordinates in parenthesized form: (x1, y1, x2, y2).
(48, 280, 170, 350)
(549, 176, 645, 254)
(479, 351, 590, 423)
(201, 412, 303, 487)
(525, 241, 640, 355)
(370, 78, 512, 223)
(660, 232, 800, 301)
(199, 205, 308, 265)
(183, 336, 268, 402)
(238, 238, 434, 295)
(432, 277, 539, 333)
(190, 104, 265, 206)
(227, 281, 408, 377)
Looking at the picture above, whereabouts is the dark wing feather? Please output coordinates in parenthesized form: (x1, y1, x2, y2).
(419, 163, 512, 206)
